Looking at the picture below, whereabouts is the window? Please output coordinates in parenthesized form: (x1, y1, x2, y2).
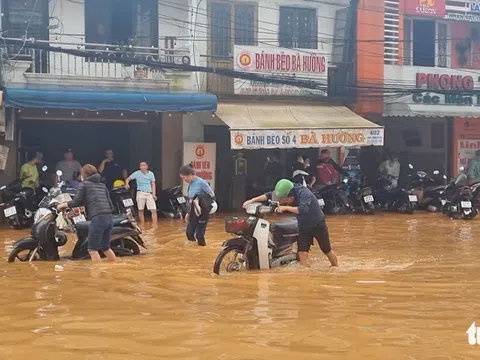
(85, 0, 158, 48)
(402, 129, 422, 147)
(279, 7, 317, 49)
(1, 0, 49, 57)
(404, 19, 449, 67)
(210, 2, 256, 58)
(431, 122, 445, 149)
(235, 5, 255, 46)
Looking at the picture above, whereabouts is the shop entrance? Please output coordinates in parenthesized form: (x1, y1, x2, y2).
(17, 119, 139, 182)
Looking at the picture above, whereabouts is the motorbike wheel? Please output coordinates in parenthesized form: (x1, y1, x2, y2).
(8, 216, 23, 230)
(8, 247, 44, 263)
(406, 202, 415, 214)
(463, 208, 478, 220)
(365, 203, 376, 214)
(110, 238, 140, 255)
(213, 246, 249, 275)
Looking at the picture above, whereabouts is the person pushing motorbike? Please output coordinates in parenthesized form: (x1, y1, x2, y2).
(243, 179, 338, 267)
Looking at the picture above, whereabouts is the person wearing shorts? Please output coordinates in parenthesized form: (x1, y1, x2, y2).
(125, 161, 157, 225)
(57, 164, 116, 262)
(243, 179, 338, 267)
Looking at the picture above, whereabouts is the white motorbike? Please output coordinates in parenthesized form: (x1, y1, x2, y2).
(213, 201, 298, 275)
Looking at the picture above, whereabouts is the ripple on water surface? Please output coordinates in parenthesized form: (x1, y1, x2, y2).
(0, 213, 479, 359)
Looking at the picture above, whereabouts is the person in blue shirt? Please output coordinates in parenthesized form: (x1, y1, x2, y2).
(179, 165, 215, 246)
(125, 161, 157, 225)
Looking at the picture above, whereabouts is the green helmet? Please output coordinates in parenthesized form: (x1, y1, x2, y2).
(274, 179, 294, 199)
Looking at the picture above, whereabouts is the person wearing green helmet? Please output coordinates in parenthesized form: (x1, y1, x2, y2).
(243, 179, 338, 267)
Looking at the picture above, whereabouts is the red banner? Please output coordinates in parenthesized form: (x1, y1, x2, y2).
(404, 0, 446, 17)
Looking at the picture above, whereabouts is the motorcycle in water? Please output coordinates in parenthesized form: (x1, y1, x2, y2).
(372, 164, 417, 214)
(0, 165, 49, 229)
(313, 182, 349, 215)
(442, 168, 478, 220)
(8, 178, 146, 262)
(157, 185, 188, 219)
(346, 175, 375, 214)
(213, 201, 298, 275)
(111, 185, 136, 217)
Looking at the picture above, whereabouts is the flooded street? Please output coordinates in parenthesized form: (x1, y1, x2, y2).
(1, 212, 479, 359)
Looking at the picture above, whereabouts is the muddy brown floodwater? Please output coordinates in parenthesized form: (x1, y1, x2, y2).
(1, 212, 480, 359)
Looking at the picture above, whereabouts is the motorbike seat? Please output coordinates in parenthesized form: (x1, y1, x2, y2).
(425, 185, 445, 192)
(270, 218, 298, 234)
(74, 214, 130, 231)
(112, 214, 129, 226)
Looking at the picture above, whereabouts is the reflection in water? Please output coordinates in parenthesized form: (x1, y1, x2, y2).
(0, 213, 480, 359)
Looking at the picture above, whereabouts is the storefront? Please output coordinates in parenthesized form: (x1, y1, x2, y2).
(2, 85, 217, 185)
(214, 101, 384, 206)
(382, 65, 480, 176)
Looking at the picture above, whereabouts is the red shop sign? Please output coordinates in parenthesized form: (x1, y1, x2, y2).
(404, 0, 446, 18)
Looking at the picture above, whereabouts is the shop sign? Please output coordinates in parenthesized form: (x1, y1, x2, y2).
(453, 118, 480, 175)
(233, 45, 328, 96)
(412, 92, 480, 106)
(470, 2, 480, 12)
(182, 142, 216, 194)
(230, 128, 384, 150)
(413, 72, 479, 106)
(445, 12, 480, 22)
(405, 0, 446, 17)
(416, 73, 474, 90)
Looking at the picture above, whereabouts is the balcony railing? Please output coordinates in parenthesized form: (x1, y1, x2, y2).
(3, 39, 192, 80)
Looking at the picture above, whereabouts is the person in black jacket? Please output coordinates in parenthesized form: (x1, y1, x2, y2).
(57, 164, 116, 262)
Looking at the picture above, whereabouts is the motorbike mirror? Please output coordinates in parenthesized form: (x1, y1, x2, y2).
(42, 187, 48, 193)
(433, 170, 440, 175)
(408, 164, 414, 169)
(42, 165, 48, 172)
(460, 166, 465, 172)
(56, 170, 63, 177)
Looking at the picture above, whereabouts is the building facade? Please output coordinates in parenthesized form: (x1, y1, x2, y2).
(0, 0, 385, 210)
(0, 0, 217, 193)
(356, 0, 480, 176)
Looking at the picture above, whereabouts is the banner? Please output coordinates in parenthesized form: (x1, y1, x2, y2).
(458, 140, 480, 172)
(405, 0, 446, 17)
(233, 45, 328, 97)
(230, 128, 384, 150)
(453, 118, 480, 175)
(182, 143, 216, 195)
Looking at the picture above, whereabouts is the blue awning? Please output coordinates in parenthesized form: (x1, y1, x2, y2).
(4, 86, 217, 112)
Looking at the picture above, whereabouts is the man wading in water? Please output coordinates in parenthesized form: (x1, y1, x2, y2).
(243, 179, 338, 267)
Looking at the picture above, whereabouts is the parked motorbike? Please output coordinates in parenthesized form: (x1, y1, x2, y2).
(374, 165, 417, 214)
(346, 175, 375, 214)
(213, 201, 298, 275)
(0, 165, 49, 229)
(313, 182, 349, 215)
(411, 170, 448, 212)
(442, 168, 478, 220)
(111, 186, 136, 216)
(157, 185, 188, 219)
(8, 180, 146, 262)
